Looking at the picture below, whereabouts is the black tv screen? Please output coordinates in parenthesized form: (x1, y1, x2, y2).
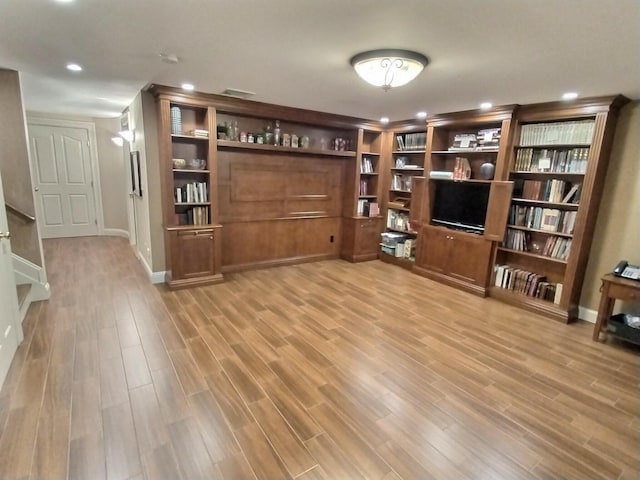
(431, 181, 490, 233)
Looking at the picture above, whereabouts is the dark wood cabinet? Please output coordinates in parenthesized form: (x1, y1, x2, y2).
(152, 88, 224, 288)
(415, 225, 493, 295)
(167, 227, 222, 287)
(341, 216, 383, 262)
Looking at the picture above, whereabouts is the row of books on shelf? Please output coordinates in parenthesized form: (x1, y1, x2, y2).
(503, 229, 571, 260)
(509, 205, 577, 234)
(396, 132, 426, 151)
(519, 120, 594, 146)
(448, 128, 501, 151)
(391, 174, 412, 192)
(386, 210, 413, 233)
(541, 236, 572, 260)
(359, 179, 372, 196)
(514, 179, 581, 203)
(175, 182, 208, 203)
(174, 206, 209, 225)
(357, 199, 379, 217)
(360, 156, 375, 174)
(514, 147, 589, 173)
(494, 265, 563, 304)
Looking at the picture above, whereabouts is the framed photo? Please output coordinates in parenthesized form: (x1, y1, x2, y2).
(130, 151, 142, 197)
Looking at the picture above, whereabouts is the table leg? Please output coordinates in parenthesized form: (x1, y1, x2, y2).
(593, 283, 614, 341)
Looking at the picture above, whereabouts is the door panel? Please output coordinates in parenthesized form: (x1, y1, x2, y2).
(41, 195, 64, 225)
(29, 125, 98, 238)
(61, 135, 86, 184)
(33, 135, 59, 184)
(69, 195, 90, 224)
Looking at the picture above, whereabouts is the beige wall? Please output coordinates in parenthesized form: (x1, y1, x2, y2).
(581, 101, 640, 313)
(0, 69, 43, 266)
(127, 90, 165, 272)
(94, 117, 128, 231)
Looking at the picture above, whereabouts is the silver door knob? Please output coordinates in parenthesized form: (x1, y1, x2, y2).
(34, 188, 39, 191)
(0, 232, 11, 239)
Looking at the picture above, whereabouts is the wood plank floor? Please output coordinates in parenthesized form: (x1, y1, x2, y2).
(0, 236, 638, 480)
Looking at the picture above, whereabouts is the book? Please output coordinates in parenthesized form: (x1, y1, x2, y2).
(561, 183, 581, 203)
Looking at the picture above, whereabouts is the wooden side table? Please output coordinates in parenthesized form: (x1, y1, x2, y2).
(593, 274, 640, 341)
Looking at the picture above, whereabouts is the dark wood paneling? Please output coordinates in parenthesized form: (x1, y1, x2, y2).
(218, 150, 343, 222)
(217, 150, 344, 268)
(221, 218, 342, 269)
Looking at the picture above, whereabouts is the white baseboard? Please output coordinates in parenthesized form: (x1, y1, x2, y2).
(136, 251, 166, 284)
(104, 228, 130, 239)
(579, 306, 597, 323)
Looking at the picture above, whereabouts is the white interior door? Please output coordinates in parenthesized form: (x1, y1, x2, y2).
(0, 172, 21, 389)
(29, 125, 98, 238)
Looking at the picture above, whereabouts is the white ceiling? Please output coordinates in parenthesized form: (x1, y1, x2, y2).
(1, 0, 638, 121)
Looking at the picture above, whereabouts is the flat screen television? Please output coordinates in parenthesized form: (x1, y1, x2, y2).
(431, 181, 490, 233)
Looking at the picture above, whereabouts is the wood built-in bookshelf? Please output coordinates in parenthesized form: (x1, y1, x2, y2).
(380, 128, 427, 266)
(490, 96, 630, 322)
(154, 94, 224, 288)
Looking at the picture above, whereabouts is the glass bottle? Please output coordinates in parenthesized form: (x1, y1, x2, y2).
(232, 120, 239, 141)
(265, 122, 274, 145)
(274, 120, 281, 146)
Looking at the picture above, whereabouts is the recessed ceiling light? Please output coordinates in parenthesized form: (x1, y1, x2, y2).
(182, 83, 195, 91)
(562, 92, 578, 100)
(416, 111, 427, 119)
(54, 0, 75, 3)
(480, 102, 492, 110)
(160, 53, 179, 64)
(66, 63, 82, 72)
(380, 117, 390, 124)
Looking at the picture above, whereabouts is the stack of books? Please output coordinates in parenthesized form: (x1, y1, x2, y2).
(187, 129, 209, 138)
(476, 128, 501, 150)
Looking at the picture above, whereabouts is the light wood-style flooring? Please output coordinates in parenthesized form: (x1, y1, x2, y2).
(0, 236, 638, 480)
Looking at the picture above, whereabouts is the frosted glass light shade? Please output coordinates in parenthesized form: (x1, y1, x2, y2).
(351, 49, 428, 90)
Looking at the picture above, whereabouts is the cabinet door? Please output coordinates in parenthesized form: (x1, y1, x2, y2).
(356, 217, 382, 255)
(484, 181, 514, 241)
(417, 227, 448, 273)
(172, 229, 216, 280)
(447, 233, 493, 286)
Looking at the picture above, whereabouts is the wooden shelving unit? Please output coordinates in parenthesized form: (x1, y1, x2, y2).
(341, 128, 385, 263)
(490, 96, 630, 322)
(154, 95, 224, 288)
(408, 107, 516, 295)
(379, 125, 429, 263)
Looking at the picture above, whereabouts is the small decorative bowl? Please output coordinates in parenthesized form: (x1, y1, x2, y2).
(187, 158, 206, 169)
(172, 158, 186, 169)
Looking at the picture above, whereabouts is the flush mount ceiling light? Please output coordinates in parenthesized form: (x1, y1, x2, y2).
(66, 63, 82, 72)
(350, 49, 429, 91)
